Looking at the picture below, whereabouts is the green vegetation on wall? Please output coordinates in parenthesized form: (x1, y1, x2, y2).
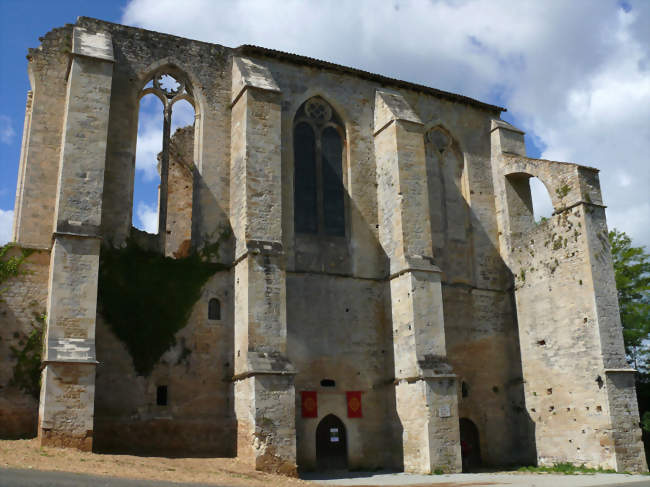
(98, 240, 225, 376)
(1, 243, 43, 398)
(0, 243, 32, 295)
(9, 313, 45, 399)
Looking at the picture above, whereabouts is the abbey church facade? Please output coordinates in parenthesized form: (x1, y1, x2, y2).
(0, 17, 647, 474)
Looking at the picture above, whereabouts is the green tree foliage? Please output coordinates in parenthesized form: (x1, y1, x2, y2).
(609, 229, 650, 371)
(609, 229, 650, 450)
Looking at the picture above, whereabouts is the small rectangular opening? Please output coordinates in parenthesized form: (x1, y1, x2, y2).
(157, 385, 168, 406)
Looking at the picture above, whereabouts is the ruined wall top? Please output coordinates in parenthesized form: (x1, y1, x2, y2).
(67, 17, 503, 114)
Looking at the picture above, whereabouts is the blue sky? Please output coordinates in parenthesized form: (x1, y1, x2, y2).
(1, 0, 648, 249)
(0, 1, 124, 240)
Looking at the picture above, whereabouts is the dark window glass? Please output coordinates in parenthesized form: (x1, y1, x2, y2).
(156, 385, 168, 406)
(321, 127, 345, 236)
(294, 122, 318, 233)
(320, 379, 336, 387)
(208, 298, 220, 320)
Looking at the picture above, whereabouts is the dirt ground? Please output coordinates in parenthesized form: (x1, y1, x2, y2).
(0, 438, 315, 486)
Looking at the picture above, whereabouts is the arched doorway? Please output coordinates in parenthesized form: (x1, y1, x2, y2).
(316, 414, 348, 470)
(459, 418, 482, 472)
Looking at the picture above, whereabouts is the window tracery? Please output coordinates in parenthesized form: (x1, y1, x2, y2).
(133, 70, 195, 254)
(293, 97, 346, 237)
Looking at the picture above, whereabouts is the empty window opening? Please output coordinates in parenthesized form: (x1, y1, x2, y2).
(133, 93, 164, 233)
(461, 381, 469, 398)
(294, 97, 346, 237)
(208, 298, 221, 320)
(320, 379, 336, 387)
(529, 177, 553, 222)
(504, 173, 554, 238)
(156, 385, 168, 406)
(132, 71, 196, 257)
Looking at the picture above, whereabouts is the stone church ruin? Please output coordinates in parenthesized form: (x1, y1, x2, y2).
(0, 17, 647, 475)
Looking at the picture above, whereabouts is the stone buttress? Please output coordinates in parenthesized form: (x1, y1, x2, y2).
(38, 27, 113, 450)
(230, 57, 297, 474)
(374, 90, 462, 474)
(491, 120, 648, 473)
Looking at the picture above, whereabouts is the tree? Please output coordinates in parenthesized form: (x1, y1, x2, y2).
(609, 229, 650, 372)
(609, 229, 650, 458)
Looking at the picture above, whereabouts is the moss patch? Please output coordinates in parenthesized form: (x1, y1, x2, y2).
(97, 240, 225, 376)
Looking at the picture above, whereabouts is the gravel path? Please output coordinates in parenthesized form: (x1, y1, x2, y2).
(301, 470, 650, 487)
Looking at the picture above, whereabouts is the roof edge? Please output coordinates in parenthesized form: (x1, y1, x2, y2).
(236, 45, 506, 113)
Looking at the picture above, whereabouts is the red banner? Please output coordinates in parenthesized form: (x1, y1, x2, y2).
(301, 391, 318, 418)
(346, 391, 363, 418)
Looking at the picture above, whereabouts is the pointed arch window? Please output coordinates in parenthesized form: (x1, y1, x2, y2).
(425, 126, 469, 242)
(293, 98, 346, 237)
(133, 70, 195, 255)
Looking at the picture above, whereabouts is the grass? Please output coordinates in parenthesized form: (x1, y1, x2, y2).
(518, 462, 620, 475)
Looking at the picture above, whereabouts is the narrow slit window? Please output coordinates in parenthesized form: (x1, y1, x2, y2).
(208, 298, 221, 321)
(156, 385, 168, 406)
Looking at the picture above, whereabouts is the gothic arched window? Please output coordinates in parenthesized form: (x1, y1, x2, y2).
(293, 98, 346, 237)
(133, 70, 195, 257)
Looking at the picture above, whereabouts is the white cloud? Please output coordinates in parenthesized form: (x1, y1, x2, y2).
(135, 94, 164, 181)
(0, 115, 16, 145)
(0, 209, 14, 245)
(171, 99, 195, 133)
(135, 201, 158, 234)
(122, 0, 650, 248)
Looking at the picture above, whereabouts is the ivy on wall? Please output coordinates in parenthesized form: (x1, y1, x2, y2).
(1, 243, 43, 398)
(9, 314, 45, 399)
(0, 243, 32, 295)
(97, 240, 225, 376)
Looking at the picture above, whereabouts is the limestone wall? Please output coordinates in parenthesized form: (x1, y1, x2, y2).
(0, 249, 50, 438)
(444, 284, 535, 466)
(490, 122, 647, 472)
(71, 18, 233, 259)
(287, 273, 394, 469)
(12, 27, 71, 249)
(165, 126, 194, 258)
(93, 270, 235, 455)
(6, 16, 644, 473)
